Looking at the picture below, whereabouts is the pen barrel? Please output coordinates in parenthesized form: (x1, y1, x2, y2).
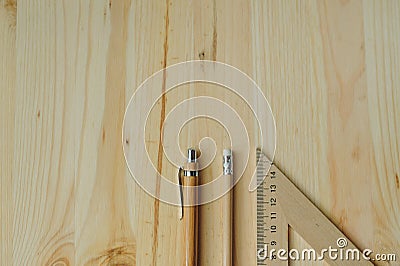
(181, 162, 198, 266)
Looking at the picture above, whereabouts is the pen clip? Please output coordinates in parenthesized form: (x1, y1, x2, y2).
(178, 166, 184, 220)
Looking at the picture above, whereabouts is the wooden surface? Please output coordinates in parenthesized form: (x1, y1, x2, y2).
(1, 0, 399, 265)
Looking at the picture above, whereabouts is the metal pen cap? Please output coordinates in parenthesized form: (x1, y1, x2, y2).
(187, 148, 197, 163)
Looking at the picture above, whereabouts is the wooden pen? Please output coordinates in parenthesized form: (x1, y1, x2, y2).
(180, 148, 199, 266)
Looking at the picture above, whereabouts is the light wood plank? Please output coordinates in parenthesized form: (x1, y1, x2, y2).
(0, 0, 16, 265)
(74, 0, 138, 265)
(251, 1, 330, 265)
(363, 1, 400, 264)
(12, 0, 76, 264)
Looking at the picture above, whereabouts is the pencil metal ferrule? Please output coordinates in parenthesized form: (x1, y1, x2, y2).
(223, 149, 233, 175)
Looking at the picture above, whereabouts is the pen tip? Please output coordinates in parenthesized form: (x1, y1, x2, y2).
(187, 148, 197, 162)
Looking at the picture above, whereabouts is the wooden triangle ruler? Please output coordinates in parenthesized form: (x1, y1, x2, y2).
(256, 148, 374, 265)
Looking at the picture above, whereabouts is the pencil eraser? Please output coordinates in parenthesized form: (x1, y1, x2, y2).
(223, 149, 232, 156)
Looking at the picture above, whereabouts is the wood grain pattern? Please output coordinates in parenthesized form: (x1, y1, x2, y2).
(1, 0, 399, 265)
(12, 1, 77, 264)
(1, 0, 16, 265)
(363, 0, 400, 259)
